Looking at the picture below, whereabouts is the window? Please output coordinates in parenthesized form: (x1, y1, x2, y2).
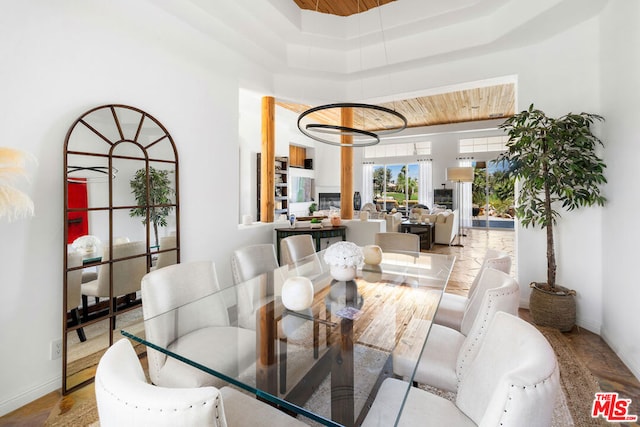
(364, 141, 431, 158)
(372, 163, 421, 212)
(459, 136, 508, 153)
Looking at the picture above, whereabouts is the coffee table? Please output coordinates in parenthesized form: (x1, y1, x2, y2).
(122, 250, 455, 426)
(400, 221, 435, 250)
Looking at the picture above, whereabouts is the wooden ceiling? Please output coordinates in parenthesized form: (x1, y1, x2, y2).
(277, 83, 515, 131)
(292, 0, 395, 16)
(287, 1, 515, 130)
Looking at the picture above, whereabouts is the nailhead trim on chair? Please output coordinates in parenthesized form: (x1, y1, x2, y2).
(497, 363, 559, 426)
(97, 376, 225, 427)
(456, 286, 520, 388)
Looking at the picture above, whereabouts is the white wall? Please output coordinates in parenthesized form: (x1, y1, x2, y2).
(0, 0, 277, 414)
(599, 0, 640, 380)
(1, 0, 638, 416)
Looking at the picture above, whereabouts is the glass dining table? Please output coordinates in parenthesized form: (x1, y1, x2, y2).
(122, 249, 456, 427)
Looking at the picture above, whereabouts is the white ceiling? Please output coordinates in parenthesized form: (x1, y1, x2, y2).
(160, 0, 607, 79)
(152, 0, 607, 120)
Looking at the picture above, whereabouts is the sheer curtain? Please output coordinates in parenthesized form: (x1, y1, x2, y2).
(418, 159, 433, 208)
(458, 158, 473, 228)
(362, 162, 374, 205)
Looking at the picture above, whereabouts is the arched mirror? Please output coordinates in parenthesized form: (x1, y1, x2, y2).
(63, 104, 179, 393)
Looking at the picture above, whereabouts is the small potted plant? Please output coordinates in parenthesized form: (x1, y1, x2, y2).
(496, 104, 606, 331)
(308, 202, 317, 216)
(323, 241, 364, 282)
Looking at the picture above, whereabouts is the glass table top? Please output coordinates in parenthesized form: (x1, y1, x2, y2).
(122, 249, 455, 427)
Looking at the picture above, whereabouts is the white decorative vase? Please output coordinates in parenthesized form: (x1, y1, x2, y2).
(330, 264, 357, 282)
(363, 245, 383, 265)
(281, 276, 314, 311)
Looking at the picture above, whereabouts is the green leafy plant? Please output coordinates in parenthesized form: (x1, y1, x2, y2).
(496, 104, 606, 291)
(129, 166, 175, 247)
(308, 202, 317, 216)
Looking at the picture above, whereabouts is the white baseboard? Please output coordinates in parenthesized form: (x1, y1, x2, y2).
(0, 375, 61, 417)
(600, 326, 640, 383)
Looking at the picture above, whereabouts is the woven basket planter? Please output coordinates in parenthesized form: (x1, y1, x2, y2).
(529, 282, 576, 332)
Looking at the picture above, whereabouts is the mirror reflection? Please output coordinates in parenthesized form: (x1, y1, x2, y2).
(63, 104, 179, 394)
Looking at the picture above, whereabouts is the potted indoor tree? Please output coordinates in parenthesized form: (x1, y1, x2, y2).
(497, 104, 607, 331)
(129, 166, 175, 248)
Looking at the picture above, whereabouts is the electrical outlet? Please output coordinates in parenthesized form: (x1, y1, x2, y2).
(50, 339, 62, 360)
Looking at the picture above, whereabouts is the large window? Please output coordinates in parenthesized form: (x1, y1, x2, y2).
(471, 159, 515, 229)
(372, 163, 420, 212)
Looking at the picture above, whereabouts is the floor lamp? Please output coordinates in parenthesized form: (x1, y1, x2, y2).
(446, 166, 474, 247)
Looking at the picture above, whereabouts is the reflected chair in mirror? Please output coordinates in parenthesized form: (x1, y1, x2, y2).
(71, 235, 101, 283)
(67, 251, 86, 342)
(150, 235, 177, 271)
(141, 261, 256, 388)
(375, 232, 420, 255)
(363, 312, 559, 427)
(80, 241, 147, 323)
(95, 338, 305, 427)
(280, 234, 315, 266)
(393, 268, 520, 393)
(434, 248, 511, 331)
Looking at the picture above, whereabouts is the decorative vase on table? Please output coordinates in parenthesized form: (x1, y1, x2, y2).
(353, 191, 361, 211)
(281, 276, 314, 311)
(323, 241, 364, 282)
(362, 245, 382, 265)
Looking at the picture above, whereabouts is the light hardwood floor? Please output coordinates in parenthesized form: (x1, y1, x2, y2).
(1, 227, 638, 426)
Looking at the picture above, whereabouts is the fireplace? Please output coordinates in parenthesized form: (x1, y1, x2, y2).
(318, 193, 341, 210)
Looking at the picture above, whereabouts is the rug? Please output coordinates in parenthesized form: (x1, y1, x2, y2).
(537, 327, 612, 427)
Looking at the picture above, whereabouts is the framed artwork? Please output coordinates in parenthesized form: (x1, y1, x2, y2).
(291, 177, 314, 202)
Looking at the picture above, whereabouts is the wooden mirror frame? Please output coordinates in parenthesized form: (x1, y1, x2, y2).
(62, 104, 179, 394)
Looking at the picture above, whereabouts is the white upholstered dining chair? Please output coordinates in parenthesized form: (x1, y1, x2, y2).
(81, 241, 147, 321)
(141, 261, 256, 388)
(95, 338, 305, 427)
(150, 235, 177, 271)
(231, 244, 279, 284)
(364, 312, 559, 427)
(67, 251, 86, 341)
(393, 268, 520, 392)
(280, 234, 316, 266)
(375, 232, 420, 254)
(434, 248, 511, 331)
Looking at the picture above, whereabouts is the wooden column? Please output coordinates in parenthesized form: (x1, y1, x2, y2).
(340, 107, 354, 220)
(261, 96, 275, 222)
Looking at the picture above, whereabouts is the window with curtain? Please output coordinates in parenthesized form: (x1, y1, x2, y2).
(369, 162, 426, 212)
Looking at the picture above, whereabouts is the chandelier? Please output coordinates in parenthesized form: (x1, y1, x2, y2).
(296, 1, 407, 147)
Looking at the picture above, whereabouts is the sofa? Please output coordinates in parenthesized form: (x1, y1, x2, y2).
(421, 209, 459, 245)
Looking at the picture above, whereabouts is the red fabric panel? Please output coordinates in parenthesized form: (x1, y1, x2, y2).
(67, 180, 88, 243)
